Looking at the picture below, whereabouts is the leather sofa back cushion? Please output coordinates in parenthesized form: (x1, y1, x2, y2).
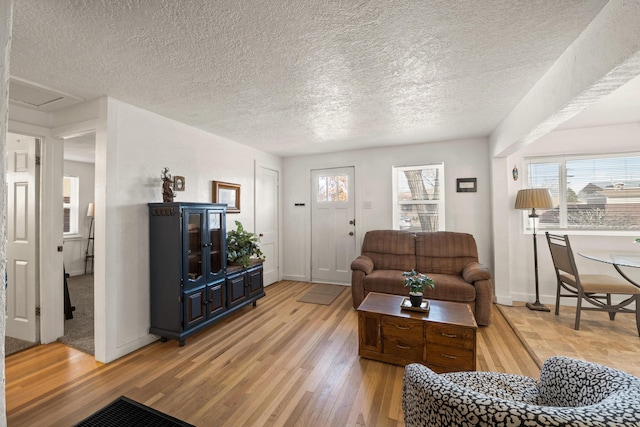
(415, 231, 478, 275)
(361, 230, 416, 272)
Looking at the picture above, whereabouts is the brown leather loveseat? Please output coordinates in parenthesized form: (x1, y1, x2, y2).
(350, 230, 493, 326)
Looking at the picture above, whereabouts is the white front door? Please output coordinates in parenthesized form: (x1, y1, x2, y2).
(6, 134, 39, 342)
(311, 167, 356, 284)
(255, 165, 279, 286)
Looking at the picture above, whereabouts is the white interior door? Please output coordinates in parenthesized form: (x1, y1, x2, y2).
(311, 167, 356, 284)
(6, 134, 39, 342)
(255, 166, 279, 286)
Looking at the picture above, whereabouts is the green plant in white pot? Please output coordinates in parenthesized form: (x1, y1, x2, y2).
(403, 270, 435, 307)
(226, 220, 265, 268)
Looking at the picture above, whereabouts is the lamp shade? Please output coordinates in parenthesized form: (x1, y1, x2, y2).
(86, 202, 95, 217)
(514, 188, 553, 210)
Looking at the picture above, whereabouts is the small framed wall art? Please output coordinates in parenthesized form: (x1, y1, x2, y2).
(173, 176, 185, 191)
(212, 181, 241, 213)
(456, 178, 477, 193)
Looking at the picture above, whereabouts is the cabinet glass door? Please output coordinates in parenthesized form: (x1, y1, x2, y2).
(208, 210, 224, 278)
(186, 211, 204, 286)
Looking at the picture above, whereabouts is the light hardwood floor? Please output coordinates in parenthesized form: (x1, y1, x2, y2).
(6, 281, 538, 427)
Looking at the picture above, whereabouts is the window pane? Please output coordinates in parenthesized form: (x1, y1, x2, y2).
(527, 154, 640, 231)
(395, 204, 439, 232)
(317, 175, 348, 202)
(397, 168, 441, 201)
(393, 164, 444, 231)
(317, 176, 327, 202)
(567, 156, 640, 230)
(63, 176, 80, 234)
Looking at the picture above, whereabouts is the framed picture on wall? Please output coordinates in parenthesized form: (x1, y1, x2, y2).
(173, 176, 185, 191)
(456, 178, 477, 193)
(212, 181, 241, 213)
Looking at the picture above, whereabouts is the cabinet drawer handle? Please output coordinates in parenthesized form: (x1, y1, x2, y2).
(395, 325, 410, 330)
(441, 354, 457, 359)
(396, 344, 411, 349)
(441, 333, 458, 338)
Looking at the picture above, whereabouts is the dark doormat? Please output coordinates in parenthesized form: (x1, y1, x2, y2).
(74, 396, 195, 427)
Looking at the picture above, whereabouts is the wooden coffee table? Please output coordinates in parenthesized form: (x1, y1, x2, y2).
(357, 292, 477, 372)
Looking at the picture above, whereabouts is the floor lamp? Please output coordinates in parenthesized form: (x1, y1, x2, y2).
(515, 188, 553, 312)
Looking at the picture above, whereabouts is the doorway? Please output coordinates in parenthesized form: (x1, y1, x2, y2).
(59, 132, 96, 355)
(310, 167, 356, 284)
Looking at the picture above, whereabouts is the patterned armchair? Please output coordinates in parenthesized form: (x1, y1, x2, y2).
(402, 356, 640, 426)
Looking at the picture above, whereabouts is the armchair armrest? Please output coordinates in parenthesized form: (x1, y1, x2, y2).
(351, 255, 374, 275)
(462, 262, 491, 283)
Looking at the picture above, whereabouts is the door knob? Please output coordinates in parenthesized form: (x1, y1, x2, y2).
(259, 233, 264, 237)
(349, 232, 354, 236)
(349, 219, 355, 225)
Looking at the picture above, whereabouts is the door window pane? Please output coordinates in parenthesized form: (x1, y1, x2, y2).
(317, 175, 348, 202)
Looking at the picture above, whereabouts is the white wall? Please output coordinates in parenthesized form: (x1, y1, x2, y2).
(96, 97, 282, 362)
(500, 123, 640, 306)
(63, 160, 96, 276)
(282, 137, 493, 282)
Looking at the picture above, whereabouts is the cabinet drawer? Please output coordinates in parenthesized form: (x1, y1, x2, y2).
(427, 344, 474, 370)
(426, 324, 475, 350)
(382, 317, 423, 340)
(384, 336, 423, 361)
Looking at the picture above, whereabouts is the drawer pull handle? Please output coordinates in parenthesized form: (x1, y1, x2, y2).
(396, 344, 411, 349)
(396, 325, 410, 330)
(441, 333, 458, 338)
(441, 354, 457, 359)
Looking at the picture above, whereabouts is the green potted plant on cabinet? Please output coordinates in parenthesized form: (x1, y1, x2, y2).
(403, 270, 435, 307)
(226, 220, 265, 268)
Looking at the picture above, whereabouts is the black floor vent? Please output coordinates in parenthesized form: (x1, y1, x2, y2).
(74, 396, 195, 427)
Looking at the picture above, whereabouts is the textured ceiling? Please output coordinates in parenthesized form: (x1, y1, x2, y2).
(10, 0, 611, 157)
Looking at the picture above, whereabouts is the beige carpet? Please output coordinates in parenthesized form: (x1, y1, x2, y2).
(297, 284, 347, 305)
(499, 302, 640, 377)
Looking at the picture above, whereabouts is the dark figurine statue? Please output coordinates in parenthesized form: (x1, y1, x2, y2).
(161, 167, 175, 203)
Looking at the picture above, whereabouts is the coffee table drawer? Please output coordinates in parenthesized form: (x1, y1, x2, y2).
(426, 323, 474, 350)
(382, 317, 423, 339)
(427, 344, 474, 370)
(384, 336, 424, 361)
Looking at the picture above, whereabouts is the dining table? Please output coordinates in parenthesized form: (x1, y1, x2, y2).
(578, 250, 640, 289)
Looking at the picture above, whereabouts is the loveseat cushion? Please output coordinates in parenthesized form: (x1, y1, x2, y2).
(361, 230, 415, 271)
(363, 272, 476, 304)
(422, 273, 475, 303)
(415, 231, 478, 275)
(362, 270, 405, 295)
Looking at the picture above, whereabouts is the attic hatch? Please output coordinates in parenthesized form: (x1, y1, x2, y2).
(9, 77, 83, 112)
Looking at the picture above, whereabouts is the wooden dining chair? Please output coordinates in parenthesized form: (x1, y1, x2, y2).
(545, 232, 640, 336)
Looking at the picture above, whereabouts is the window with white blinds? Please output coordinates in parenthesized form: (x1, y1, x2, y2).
(526, 154, 640, 231)
(63, 176, 80, 235)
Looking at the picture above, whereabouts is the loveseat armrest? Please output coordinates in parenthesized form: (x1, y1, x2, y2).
(462, 262, 492, 282)
(351, 255, 374, 275)
(462, 262, 493, 326)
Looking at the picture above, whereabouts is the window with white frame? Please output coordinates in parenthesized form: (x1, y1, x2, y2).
(526, 153, 640, 231)
(393, 163, 445, 232)
(63, 176, 80, 235)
